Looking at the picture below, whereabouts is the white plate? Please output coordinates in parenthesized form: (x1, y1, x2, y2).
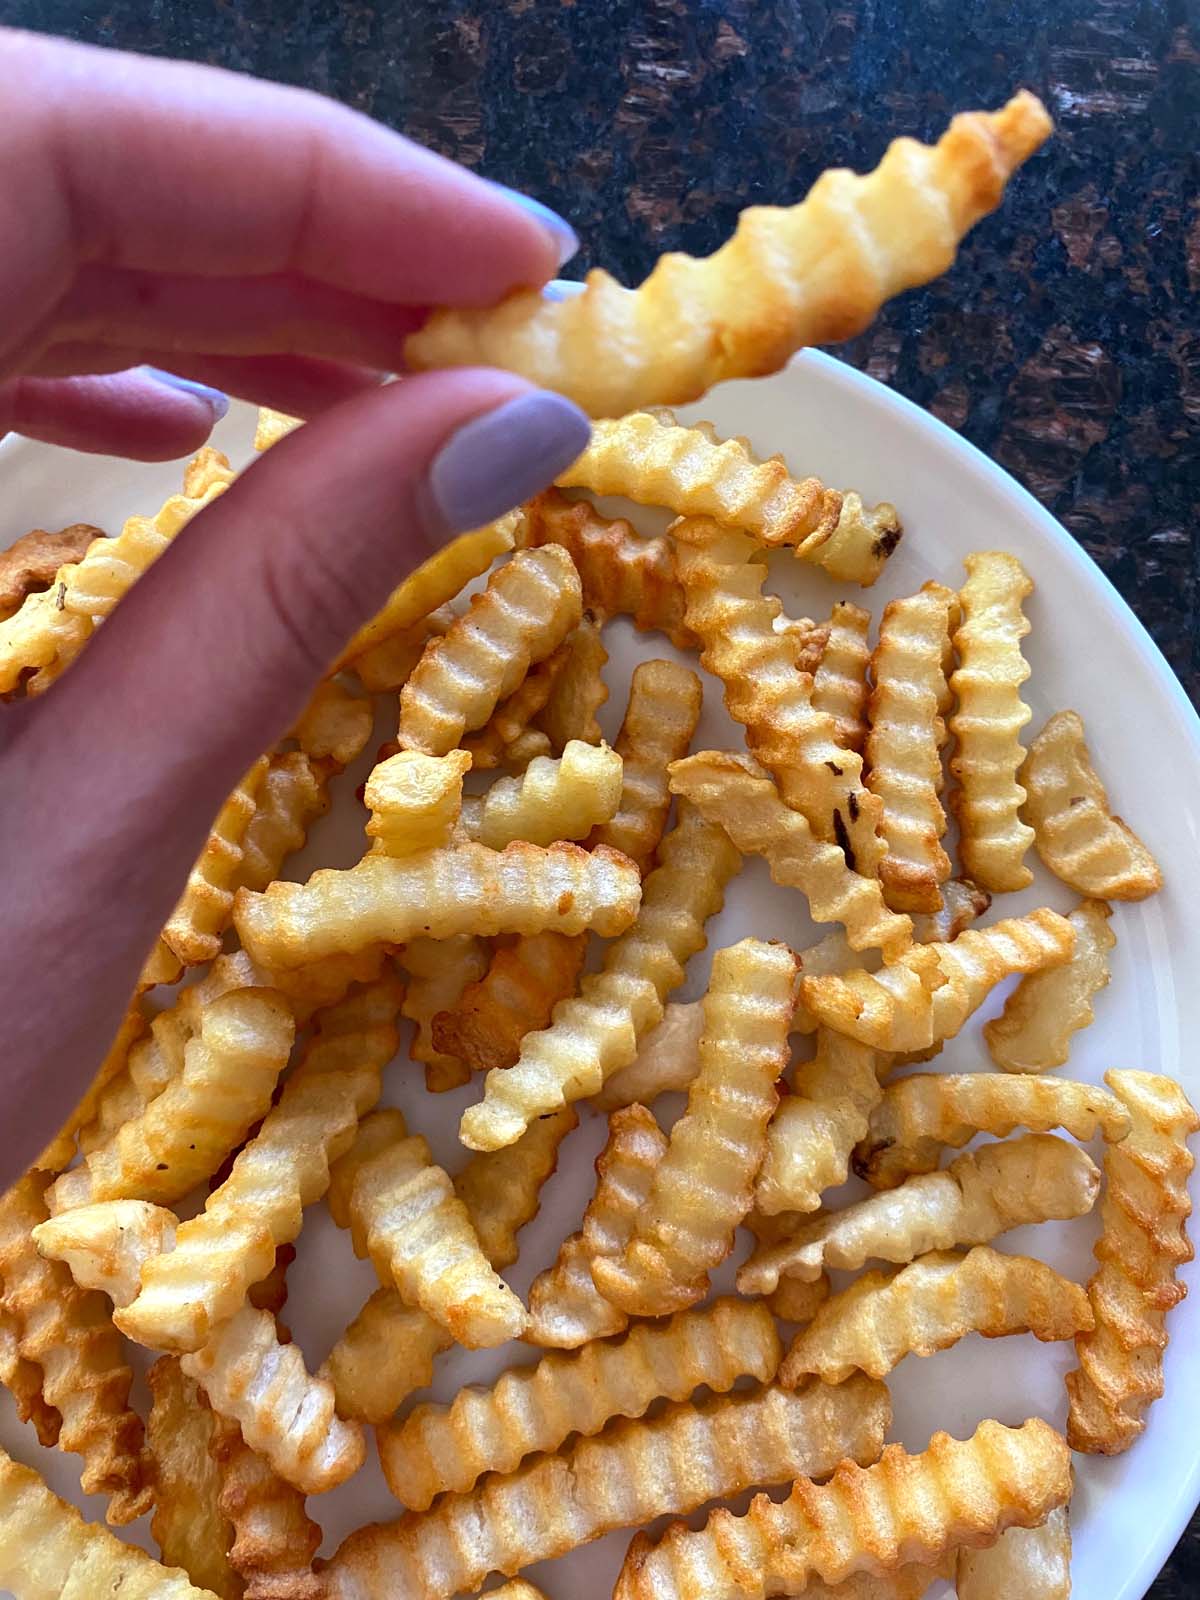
(2, 352, 1198, 1600)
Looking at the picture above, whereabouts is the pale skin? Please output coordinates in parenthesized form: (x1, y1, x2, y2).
(0, 29, 589, 1186)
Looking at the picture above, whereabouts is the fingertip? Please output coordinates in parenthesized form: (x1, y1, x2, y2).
(2, 371, 223, 460)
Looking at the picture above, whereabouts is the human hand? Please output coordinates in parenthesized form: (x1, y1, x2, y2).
(0, 28, 591, 1185)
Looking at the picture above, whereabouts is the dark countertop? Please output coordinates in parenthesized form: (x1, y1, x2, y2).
(2, 0, 1198, 1592)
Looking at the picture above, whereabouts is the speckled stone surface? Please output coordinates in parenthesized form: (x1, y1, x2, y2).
(3, 0, 1198, 1589)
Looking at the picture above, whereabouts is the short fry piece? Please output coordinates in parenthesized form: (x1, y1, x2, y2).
(812, 491, 903, 586)
(0, 523, 100, 622)
(365, 750, 471, 855)
(1022, 710, 1162, 899)
(812, 601, 872, 752)
(378, 1298, 781, 1509)
(613, 1416, 1071, 1600)
(290, 678, 372, 769)
(956, 1505, 1072, 1600)
(452, 1104, 578, 1271)
(406, 93, 1052, 416)
(209, 1413, 323, 1600)
(49, 989, 294, 1212)
(398, 545, 581, 754)
(234, 839, 640, 969)
(0, 1446, 219, 1599)
(855, 1070, 1129, 1189)
(146, 1358, 239, 1598)
(799, 907, 1074, 1053)
(756, 1030, 883, 1215)
(593, 939, 799, 1316)
(533, 613, 609, 751)
(329, 1108, 527, 1348)
(460, 639, 570, 769)
(400, 934, 488, 1092)
(459, 803, 739, 1149)
(779, 1246, 1093, 1384)
(948, 550, 1035, 891)
(236, 751, 331, 894)
(432, 931, 587, 1075)
(669, 752, 911, 958)
(527, 1104, 667, 1349)
(163, 758, 270, 965)
(34, 1199, 178, 1309)
(323, 1377, 890, 1598)
(1067, 1069, 1199, 1454)
(464, 739, 623, 847)
(739, 1134, 1100, 1291)
(866, 582, 957, 912)
(556, 409, 840, 553)
(985, 899, 1115, 1073)
(593, 1000, 704, 1111)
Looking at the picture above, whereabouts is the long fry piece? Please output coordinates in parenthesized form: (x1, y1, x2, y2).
(146, 1359, 239, 1598)
(407, 94, 1052, 416)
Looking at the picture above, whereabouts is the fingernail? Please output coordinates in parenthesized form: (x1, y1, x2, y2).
(141, 367, 230, 421)
(490, 183, 579, 268)
(427, 392, 592, 534)
(542, 277, 586, 302)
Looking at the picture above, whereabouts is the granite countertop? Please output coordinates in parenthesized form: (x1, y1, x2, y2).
(4, 0, 1199, 1592)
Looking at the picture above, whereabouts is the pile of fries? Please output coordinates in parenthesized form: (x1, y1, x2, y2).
(0, 90, 1196, 1600)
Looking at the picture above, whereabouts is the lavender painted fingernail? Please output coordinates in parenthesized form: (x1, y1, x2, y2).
(142, 367, 230, 421)
(489, 183, 579, 268)
(542, 277, 586, 302)
(427, 392, 591, 535)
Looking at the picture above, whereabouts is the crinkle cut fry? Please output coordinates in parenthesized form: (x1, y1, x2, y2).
(209, 1412, 323, 1600)
(116, 975, 404, 1353)
(400, 934, 489, 1092)
(813, 491, 902, 587)
(406, 93, 1052, 416)
(668, 751, 911, 958)
(431, 930, 588, 1075)
(0, 1301, 61, 1448)
(162, 757, 271, 965)
(1022, 709, 1163, 900)
(458, 802, 740, 1150)
(397, 544, 581, 754)
(555, 408, 841, 553)
(322, 1376, 891, 1598)
(233, 839, 641, 971)
(738, 1134, 1100, 1292)
(460, 640, 571, 770)
(378, 1298, 781, 1509)
(956, 1505, 1072, 1600)
(463, 739, 623, 848)
(984, 898, 1115, 1073)
(36, 1001, 146, 1175)
(612, 1416, 1071, 1600)
(593, 1000, 705, 1111)
(365, 750, 471, 856)
(0, 1172, 149, 1524)
(254, 406, 301, 450)
(533, 612, 609, 752)
(593, 938, 799, 1317)
(0, 1446, 219, 1599)
(812, 601, 872, 752)
(526, 1104, 667, 1349)
(1067, 1069, 1199, 1455)
(146, 1358, 239, 1599)
(290, 678, 373, 770)
(854, 1069, 1130, 1189)
(237, 751, 332, 894)
(671, 516, 885, 875)
(778, 1246, 1094, 1385)
(948, 550, 1035, 892)
(866, 581, 958, 913)
(0, 522, 100, 622)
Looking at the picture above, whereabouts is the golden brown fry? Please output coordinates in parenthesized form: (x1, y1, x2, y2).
(673, 518, 884, 875)
(521, 488, 693, 646)
(948, 550, 1035, 891)
(351, 604, 455, 695)
(146, 1358, 239, 1598)
(739, 1135, 1100, 1292)
(163, 758, 271, 965)
(323, 1376, 890, 1597)
(328, 1108, 527, 1348)
(985, 899, 1115, 1073)
(0, 524, 101, 623)
(49, 989, 294, 1212)
(0, 1445, 219, 1598)
(379, 1298, 781, 1510)
(866, 581, 957, 912)
(237, 752, 331, 894)
(799, 907, 1073, 1053)
(254, 407, 301, 451)
(398, 545, 581, 753)
(613, 1416, 1071, 1600)
(1067, 1069, 1199, 1455)
(813, 601, 872, 752)
(117, 976, 403, 1353)
(779, 1246, 1093, 1385)
(234, 839, 641, 970)
(400, 935, 489, 1092)
(592, 1000, 704, 1111)
(855, 1070, 1130, 1189)
(432, 931, 586, 1075)
(590, 658, 703, 871)
(463, 739, 622, 847)
(669, 752, 911, 957)
(534, 612, 609, 750)
(527, 1104, 667, 1348)
(365, 750, 471, 855)
(33, 1199, 178, 1310)
(755, 1030, 883, 1215)
(812, 491, 903, 586)
(407, 93, 1052, 415)
(956, 1505, 1072, 1600)
(0, 1172, 149, 1524)
(556, 409, 840, 553)
(1022, 710, 1163, 899)
(334, 515, 519, 672)
(593, 939, 799, 1315)
(452, 1105, 578, 1269)
(290, 679, 373, 769)
(458, 634, 569, 764)
(459, 803, 739, 1149)
(209, 1414, 323, 1600)
(0, 1300, 61, 1448)
(767, 1271, 833, 1328)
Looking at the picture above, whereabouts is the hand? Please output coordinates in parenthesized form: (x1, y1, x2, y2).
(0, 28, 592, 1186)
